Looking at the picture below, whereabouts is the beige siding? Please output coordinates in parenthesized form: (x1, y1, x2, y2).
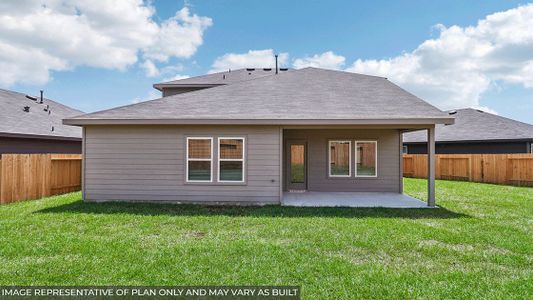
(162, 87, 209, 97)
(284, 129, 401, 192)
(84, 125, 281, 203)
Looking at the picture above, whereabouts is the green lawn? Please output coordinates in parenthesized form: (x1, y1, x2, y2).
(0, 179, 532, 299)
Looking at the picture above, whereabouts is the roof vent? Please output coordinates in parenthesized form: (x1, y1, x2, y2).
(40, 90, 43, 104)
(222, 74, 226, 80)
(44, 105, 49, 112)
(263, 68, 272, 71)
(23, 106, 30, 112)
(279, 68, 289, 71)
(476, 109, 484, 113)
(25, 95, 37, 101)
(51, 126, 54, 132)
(246, 68, 255, 71)
(448, 110, 457, 115)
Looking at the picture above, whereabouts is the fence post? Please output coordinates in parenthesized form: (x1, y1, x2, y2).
(427, 126, 436, 207)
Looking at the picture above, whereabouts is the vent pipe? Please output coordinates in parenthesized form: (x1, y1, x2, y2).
(40, 90, 43, 104)
(275, 54, 278, 74)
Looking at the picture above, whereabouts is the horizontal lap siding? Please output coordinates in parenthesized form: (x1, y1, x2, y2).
(284, 129, 400, 192)
(84, 125, 281, 203)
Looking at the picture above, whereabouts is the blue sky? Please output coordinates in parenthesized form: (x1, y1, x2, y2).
(3, 0, 532, 123)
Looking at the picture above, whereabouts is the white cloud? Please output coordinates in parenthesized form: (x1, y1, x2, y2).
(0, 1, 212, 86)
(210, 49, 288, 73)
(140, 60, 160, 77)
(346, 4, 533, 111)
(143, 7, 212, 62)
(131, 90, 160, 104)
(293, 51, 345, 70)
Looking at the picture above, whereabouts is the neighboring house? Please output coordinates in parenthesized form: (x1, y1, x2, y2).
(64, 67, 454, 206)
(403, 108, 533, 154)
(0, 88, 83, 154)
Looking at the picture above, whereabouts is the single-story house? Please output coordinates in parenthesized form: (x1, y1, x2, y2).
(64, 67, 454, 207)
(0, 88, 83, 154)
(403, 108, 533, 154)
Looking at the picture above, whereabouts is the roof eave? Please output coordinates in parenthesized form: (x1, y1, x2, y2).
(64, 117, 455, 126)
(404, 138, 533, 144)
(152, 83, 224, 91)
(0, 132, 82, 141)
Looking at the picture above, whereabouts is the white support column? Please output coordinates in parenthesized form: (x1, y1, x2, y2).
(279, 126, 284, 204)
(81, 126, 86, 201)
(427, 125, 436, 207)
(399, 130, 404, 194)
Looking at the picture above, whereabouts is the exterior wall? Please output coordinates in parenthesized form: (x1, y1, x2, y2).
(83, 125, 281, 204)
(404, 141, 531, 154)
(162, 87, 210, 97)
(283, 129, 401, 192)
(0, 136, 81, 154)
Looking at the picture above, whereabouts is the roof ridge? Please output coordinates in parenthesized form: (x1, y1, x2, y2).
(156, 67, 289, 85)
(468, 108, 533, 127)
(299, 67, 388, 79)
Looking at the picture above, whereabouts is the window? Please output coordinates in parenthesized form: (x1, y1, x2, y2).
(218, 137, 245, 182)
(186, 137, 213, 182)
(356, 141, 377, 177)
(402, 145, 408, 154)
(329, 140, 351, 177)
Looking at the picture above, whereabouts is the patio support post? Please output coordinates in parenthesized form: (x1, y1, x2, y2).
(427, 125, 436, 207)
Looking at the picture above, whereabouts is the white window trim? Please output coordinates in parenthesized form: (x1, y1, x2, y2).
(355, 140, 378, 178)
(328, 140, 352, 177)
(186, 137, 213, 183)
(218, 137, 245, 183)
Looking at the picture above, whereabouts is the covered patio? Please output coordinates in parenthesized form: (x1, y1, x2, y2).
(281, 126, 437, 208)
(282, 192, 428, 208)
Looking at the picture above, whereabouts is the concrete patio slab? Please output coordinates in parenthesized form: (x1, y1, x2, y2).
(282, 192, 428, 208)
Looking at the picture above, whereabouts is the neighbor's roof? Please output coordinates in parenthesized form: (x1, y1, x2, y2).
(403, 108, 533, 143)
(0, 88, 83, 140)
(153, 68, 290, 90)
(65, 67, 453, 126)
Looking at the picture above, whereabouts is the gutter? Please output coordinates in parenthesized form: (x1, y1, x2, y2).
(64, 117, 455, 126)
(0, 132, 82, 141)
(152, 83, 223, 91)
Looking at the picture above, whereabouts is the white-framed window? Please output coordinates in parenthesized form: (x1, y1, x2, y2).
(328, 140, 352, 177)
(186, 137, 213, 182)
(218, 137, 245, 182)
(356, 141, 377, 177)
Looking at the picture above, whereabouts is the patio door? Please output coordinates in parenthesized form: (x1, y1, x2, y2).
(286, 141, 307, 191)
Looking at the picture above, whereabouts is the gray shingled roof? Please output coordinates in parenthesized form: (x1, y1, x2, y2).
(404, 108, 533, 143)
(154, 68, 290, 88)
(0, 88, 83, 139)
(66, 67, 452, 125)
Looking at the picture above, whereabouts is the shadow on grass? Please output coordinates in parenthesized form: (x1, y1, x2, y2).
(36, 200, 468, 219)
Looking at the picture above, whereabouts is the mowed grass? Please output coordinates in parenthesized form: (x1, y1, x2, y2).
(0, 179, 532, 299)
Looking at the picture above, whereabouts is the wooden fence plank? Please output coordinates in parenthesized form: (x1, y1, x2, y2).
(403, 154, 533, 187)
(0, 154, 81, 205)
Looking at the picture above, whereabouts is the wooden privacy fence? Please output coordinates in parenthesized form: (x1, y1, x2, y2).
(403, 154, 533, 187)
(0, 154, 82, 204)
